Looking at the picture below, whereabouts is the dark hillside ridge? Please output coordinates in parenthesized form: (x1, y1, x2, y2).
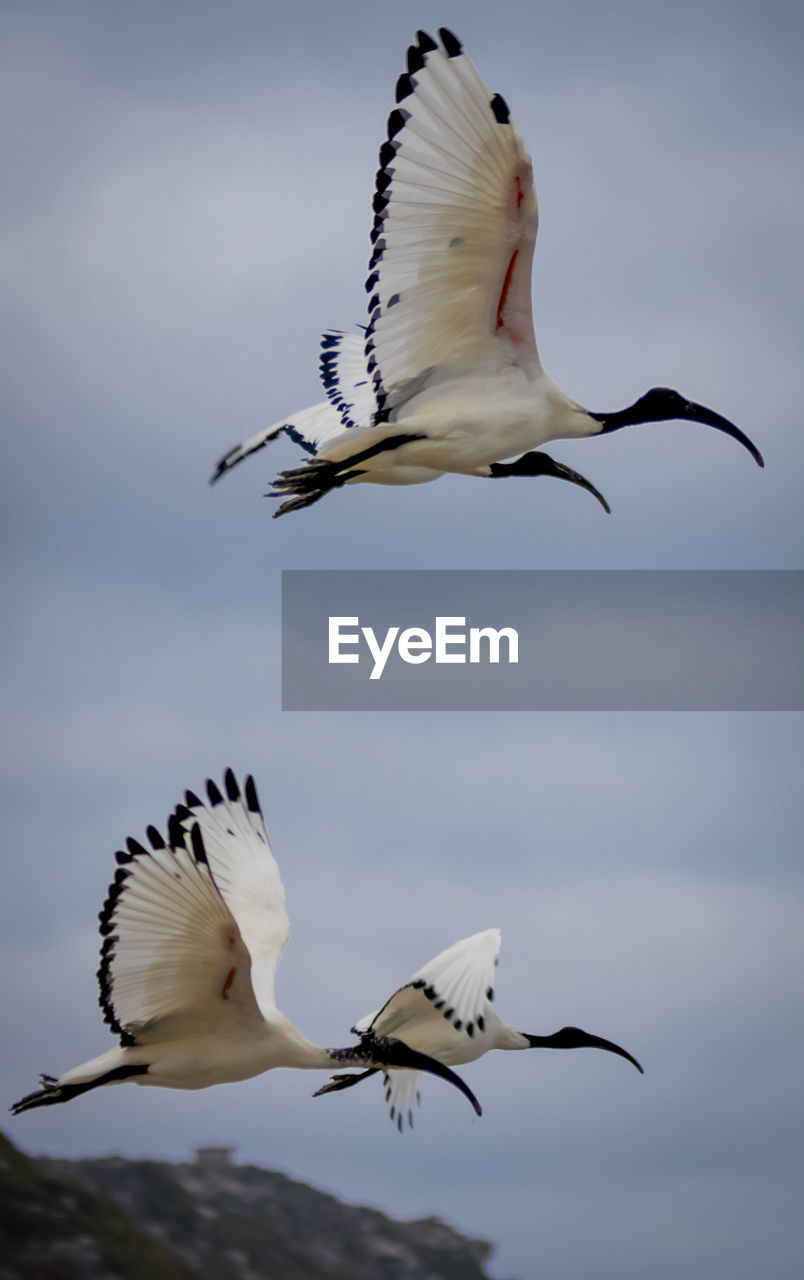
(1, 1133, 507, 1280)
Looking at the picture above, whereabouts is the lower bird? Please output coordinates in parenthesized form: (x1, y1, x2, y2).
(210, 28, 763, 517)
(315, 927, 642, 1130)
(11, 770, 641, 1125)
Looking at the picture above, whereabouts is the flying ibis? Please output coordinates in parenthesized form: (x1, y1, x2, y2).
(211, 27, 763, 517)
(315, 927, 643, 1130)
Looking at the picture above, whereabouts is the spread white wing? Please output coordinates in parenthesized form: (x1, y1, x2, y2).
(364, 28, 539, 424)
(320, 331, 378, 430)
(210, 399, 350, 483)
(357, 928, 502, 1128)
(211, 334, 379, 482)
(97, 771, 287, 1046)
(171, 770, 289, 1016)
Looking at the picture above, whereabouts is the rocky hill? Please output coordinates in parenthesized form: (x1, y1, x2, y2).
(0, 1132, 504, 1280)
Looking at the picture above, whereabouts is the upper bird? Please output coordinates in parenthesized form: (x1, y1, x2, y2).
(10, 771, 480, 1119)
(210, 27, 763, 517)
(10, 771, 640, 1126)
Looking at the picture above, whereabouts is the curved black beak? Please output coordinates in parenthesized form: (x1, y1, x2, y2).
(674, 398, 764, 467)
(375, 1038, 483, 1115)
(538, 457, 612, 513)
(525, 1025, 644, 1074)
(490, 451, 611, 513)
(593, 388, 764, 468)
(320, 1035, 482, 1116)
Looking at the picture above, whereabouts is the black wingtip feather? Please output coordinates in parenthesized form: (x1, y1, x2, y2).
(378, 139, 397, 168)
(395, 73, 414, 102)
(206, 779, 223, 807)
(387, 108, 409, 138)
(490, 93, 510, 124)
(185, 789, 202, 809)
(406, 42, 425, 75)
(416, 30, 438, 53)
(224, 768, 240, 802)
(126, 837, 148, 858)
(167, 813, 186, 848)
(439, 28, 463, 57)
(245, 775, 261, 814)
(146, 825, 164, 851)
(190, 822, 208, 865)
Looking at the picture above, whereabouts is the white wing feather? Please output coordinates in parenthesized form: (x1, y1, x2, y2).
(380, 1069, 422, 1133)
(209, 400, 349, 482)
(365, 30, 539, 422)
(97, 805, 264, 1045)
(359, 928, 502, 1127)
(319, 331, 378, 430)
(172, 772, 289, 1017)
(211, 333, 381, 483)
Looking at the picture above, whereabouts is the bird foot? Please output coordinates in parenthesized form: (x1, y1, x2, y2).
(268, 459, 352, 517)
(313, 1069, 376, 1098)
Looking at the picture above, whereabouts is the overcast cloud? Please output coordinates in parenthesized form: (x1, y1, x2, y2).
(2, 2, 803, 1278)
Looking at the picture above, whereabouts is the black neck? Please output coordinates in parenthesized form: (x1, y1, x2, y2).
(588, 387, 764, 467)
(589, 388, 682, 433)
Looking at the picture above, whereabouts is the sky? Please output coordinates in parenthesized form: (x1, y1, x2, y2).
(1, 1, 803, 1277)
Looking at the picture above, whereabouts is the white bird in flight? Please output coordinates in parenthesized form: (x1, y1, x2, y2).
(11, 771, 641, 1124)
(211, 27, 762, 517)
(315, 927, 642, 1130)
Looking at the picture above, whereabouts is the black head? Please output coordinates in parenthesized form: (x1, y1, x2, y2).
(591, 387, 764, 467)
(489, 451, 611, 513)
(525, 1025, 643, 1073)
(325, 1031, 483, 1116)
